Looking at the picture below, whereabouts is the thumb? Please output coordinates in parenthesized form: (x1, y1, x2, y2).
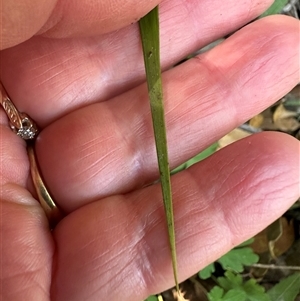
(1, 0, 57, 49)
(1, 0, 160, 50)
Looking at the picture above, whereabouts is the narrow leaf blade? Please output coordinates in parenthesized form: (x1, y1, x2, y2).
(267, 272, 300, 301)
(139, 7, 179, 292)
(260, 0, 289, 17)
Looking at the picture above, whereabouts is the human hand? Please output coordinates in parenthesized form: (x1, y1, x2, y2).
(1, 0, 299, 300)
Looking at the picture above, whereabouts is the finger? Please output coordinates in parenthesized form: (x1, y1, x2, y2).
(0, 124, 54, 300)
(51, 132, 300, 301)
(0, 0, 271, 124)
(1, 0, 271, 49)
(1, 0, 160, 49)
(0, 187, 54, 300)
(1, 0, 57, 49)
(36, 16, 300, 212)
(0, 126, 29, 186)
(38, 0, 161, 39)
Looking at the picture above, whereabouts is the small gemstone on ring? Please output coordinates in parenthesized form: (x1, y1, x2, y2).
(16, 117, 38, 140)
(17, 127, 37, 140)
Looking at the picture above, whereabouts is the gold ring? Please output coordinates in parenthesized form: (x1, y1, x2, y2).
(0, 82, 63, 229)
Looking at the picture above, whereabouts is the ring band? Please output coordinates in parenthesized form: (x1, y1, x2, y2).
(0, 82, 63, 229)
(27, 143, 63, 228)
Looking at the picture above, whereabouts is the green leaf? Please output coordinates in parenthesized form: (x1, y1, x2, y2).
(267, 272, 300, 301)
(218, 247, 259, 273)
(144, 296, 159, 301)
(208, 287, 226, 300)
(260, 0, 289, 17)
(199, 263, 216, 279)
(242, 279, 271, 301)
(199, 243, 259, 279)
(217, 271, 271, 301)
(171, 142, 218, 174)
(222, 290, 247, 301)
(237, 238, 255, 248)
(208, 287, 247, 301)
(139, 7, 179, 291)
(218, 271, 243, 291)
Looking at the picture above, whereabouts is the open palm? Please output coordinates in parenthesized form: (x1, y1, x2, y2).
(1, 0, 299, 300)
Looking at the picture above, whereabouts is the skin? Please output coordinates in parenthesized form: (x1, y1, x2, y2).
(0, 0, 299, 300)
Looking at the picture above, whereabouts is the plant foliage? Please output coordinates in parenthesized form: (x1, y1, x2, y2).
(145, 296, 159, 301)
(267, 272, 300, 301)
(260, 0, 289, 17)
(208, 271, 270, 301)
(199, 239, 259, 279)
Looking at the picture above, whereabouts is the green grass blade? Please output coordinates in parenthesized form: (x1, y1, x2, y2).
(260, 0, 288, 17)
(139, 7, 179, 292)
